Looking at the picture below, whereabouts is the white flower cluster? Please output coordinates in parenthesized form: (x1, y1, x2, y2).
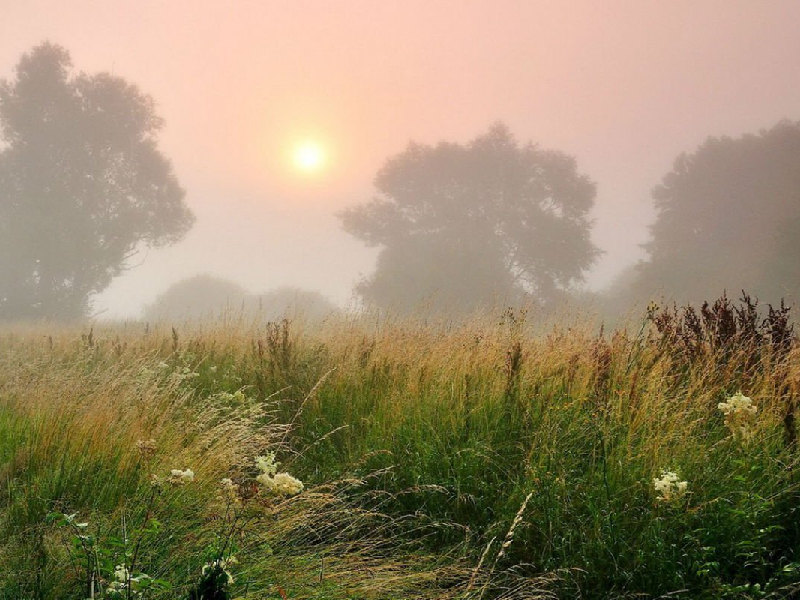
(255, 452, 278, 475)
(718, 392, 758, 440)
(254, 453, 304, 496)
(718, 392, 757, 417)
(168, 468, 195, 485)
(653, 470, 688, 502)
(114, 565, 130, 583)
(261, 472, 305, 495)
(202, 556, 237, 585)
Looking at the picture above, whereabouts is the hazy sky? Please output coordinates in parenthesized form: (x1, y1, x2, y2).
(3, 0, 800, 317)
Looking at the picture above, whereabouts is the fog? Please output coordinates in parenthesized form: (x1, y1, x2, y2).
(2, 1, 800, 319)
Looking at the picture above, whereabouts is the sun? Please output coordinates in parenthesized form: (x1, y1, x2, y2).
(292, 140, 326, 173)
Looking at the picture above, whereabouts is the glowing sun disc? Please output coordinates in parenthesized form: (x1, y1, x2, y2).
(293, 141, 326, 173)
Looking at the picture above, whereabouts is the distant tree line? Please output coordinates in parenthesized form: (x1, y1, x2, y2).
(143, 274, 338, 322)
(2, 41, 800, 322)
(340, 120, 800, 316)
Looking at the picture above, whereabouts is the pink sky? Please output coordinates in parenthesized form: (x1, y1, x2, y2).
(3, 1, 800, 316)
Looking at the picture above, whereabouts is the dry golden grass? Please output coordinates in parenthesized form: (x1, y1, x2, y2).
(0, 308, 798, 598)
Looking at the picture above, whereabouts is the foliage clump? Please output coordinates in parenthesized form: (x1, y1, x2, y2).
(0, 43, 193, 320)
(339, 123, 600, 313)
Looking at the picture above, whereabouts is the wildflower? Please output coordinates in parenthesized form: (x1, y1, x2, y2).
(135, 438, 157, 458)
(653, 470, 688, 502)
(718, 392, 758, 440)
(718, 392, 757, 417)
(255, 453, 278, 477)
(258, 471, 304, 495)
(254, 453, 303, 495)
(114, 564, 130, 582)
(202, 556, 236, 585)
(168, 468, 195, 485)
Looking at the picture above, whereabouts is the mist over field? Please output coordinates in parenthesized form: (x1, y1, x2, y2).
(4, 3, 800, 600)
(2, 0, 800, 321)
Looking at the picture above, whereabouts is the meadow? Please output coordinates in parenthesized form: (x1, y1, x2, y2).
(1, 298, 799, 599)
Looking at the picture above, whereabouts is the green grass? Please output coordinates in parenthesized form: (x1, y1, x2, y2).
(0, 311, 799, 599)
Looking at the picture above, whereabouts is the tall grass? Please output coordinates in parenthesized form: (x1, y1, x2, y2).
(0, 305, 798, 598)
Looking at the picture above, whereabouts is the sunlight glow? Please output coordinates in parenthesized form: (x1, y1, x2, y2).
(293, 141, 326, 173)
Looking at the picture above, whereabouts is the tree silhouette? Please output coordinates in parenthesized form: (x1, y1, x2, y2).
(144, 274, 249, 321)
(636, 120, 800, 304)
(339, 123, 600, 313)
(0, 43, 194, 320)
(145, 275, 338, 322)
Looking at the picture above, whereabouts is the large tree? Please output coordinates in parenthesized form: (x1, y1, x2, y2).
(339, 123, 600, 313)
(0, 43, 194, 320)
(636, 120, 800, 304)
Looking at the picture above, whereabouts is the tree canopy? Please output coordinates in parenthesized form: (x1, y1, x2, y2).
(636, 120, 800, 304)
(339, 123, 600, 313)
(0, 42, 194, 320)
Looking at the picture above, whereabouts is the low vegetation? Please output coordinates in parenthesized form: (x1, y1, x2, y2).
(1, 296, 799, 599)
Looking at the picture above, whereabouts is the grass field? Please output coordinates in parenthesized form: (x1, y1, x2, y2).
(1, 301, 799, 599)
